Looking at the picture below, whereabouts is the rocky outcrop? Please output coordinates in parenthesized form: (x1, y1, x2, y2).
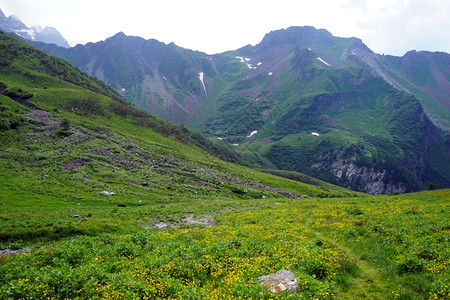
(312, 154, 406, 194)
(342, 39, 407, 92)
(311, 147, 407, 195)
(257, 269, 298, 294)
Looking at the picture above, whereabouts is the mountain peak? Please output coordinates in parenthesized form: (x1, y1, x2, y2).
(256, 26, 334, 50)
(112, 31, 127, 38)
(0, 10, 70, 48)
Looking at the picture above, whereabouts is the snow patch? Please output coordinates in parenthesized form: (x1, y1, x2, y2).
(257, 62, 262, 66)
(246, 130, 258, 138)
(236, 56, 255, 69)
(121, 88, 126, 92)
(217, 137, 223, 140)
(232, 143, 240, 146)
(311, 132, 320, 136)
(317, 57, 332, 67)
(18, 28, 36, 40)
(268, 72, 273, 76)
(198, 72, 207, 95)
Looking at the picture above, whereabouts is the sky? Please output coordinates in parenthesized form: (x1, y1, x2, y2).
(0, 0, 449, 56)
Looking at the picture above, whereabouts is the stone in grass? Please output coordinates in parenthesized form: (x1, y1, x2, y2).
(100, 191, 115, 196)
(257, 269, 298, 294)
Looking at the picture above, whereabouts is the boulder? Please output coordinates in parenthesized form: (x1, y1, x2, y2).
(257, 269, 298, 294)
(100, 191, 115, 196)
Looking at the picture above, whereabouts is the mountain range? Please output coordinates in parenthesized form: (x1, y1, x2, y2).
(1, 30, 449, 299)
(0, 8, 447, 195)
(30, 26, 449, 194)
(0, 30, 350, 208)
(0, 9, 69, 48)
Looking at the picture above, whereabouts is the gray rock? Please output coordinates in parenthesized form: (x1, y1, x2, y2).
(257, 269, 298, 294)
(100, 191, 115, 196)
(154, 222, 168, 229)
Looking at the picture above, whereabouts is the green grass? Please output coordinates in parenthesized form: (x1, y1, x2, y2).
(1, 190, 448, 299)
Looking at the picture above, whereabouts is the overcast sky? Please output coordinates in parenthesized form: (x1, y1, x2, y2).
(1, 0, 449, 56)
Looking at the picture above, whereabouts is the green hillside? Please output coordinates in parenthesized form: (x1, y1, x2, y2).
(206, 34, 450, 194)
(32, 27, 450, 195)
(0, 31, 449, 299)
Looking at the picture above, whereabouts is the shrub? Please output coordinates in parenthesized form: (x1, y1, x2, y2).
(398, 257, 424, 274)
(305, 259, 329, 279)
(2, 87, 33, 100)
(60, 118, 71, 131)
(0, 111, 25, 130)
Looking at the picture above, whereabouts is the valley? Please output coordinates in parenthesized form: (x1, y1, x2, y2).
(32, 26, 450, 194)
(0, 25, 449, 299)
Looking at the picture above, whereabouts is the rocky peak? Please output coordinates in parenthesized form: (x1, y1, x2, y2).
(256, 26, 333, 51)
(0, 9, 69, 48)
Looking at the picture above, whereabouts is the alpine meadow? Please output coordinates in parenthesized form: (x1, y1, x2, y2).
(0, 15, 449, 300)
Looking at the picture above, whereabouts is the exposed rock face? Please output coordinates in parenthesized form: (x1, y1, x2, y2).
(343, 39, 407, 92)
(257, 269, 298, 294)
(312, 154, 406, 195)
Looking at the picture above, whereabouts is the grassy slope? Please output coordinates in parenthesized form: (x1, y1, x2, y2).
(1, 32, 448, 299)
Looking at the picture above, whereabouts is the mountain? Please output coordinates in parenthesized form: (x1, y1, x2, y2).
(31, 26, 450, 194)
(2, 31, 450, 300)
(0, 30, 351, 206)
(33, 32, 217, 126)
(0, 8, 69, 48)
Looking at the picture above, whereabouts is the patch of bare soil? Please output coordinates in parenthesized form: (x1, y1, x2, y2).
(0, 248, 31, 257)
(89, 149, 139, 167)
(24, 110, 61, 126)
(217, 175, 304, 199)
(62, 158, 87, 170)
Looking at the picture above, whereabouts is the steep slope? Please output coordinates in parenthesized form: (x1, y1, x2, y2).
(0, 31, 353, 220)
(33, 32, 222, 126)
(31, 26, 450, 194)
(0, 9, 69, 48)
(206, 27, 450, 193)
(382, 50, 450, 131)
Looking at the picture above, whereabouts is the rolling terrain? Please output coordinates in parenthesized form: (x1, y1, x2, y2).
(0, 31, 449, 299)
(33, 26, 450, 194)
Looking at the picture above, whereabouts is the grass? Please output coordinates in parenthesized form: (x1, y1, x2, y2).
(1, 191, 448, 299)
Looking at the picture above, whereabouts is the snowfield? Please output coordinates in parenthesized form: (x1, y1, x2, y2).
(246, 130, 258, 138)
(236, 56, 256, 69)
(198, 72, 207, 94)
(317, 57, 332, 66)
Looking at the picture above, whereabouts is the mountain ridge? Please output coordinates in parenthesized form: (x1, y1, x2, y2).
(0, 8, 69, 48)
(28, 26, 450, 194)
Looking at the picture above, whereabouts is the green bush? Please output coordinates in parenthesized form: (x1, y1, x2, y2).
(2, 87, 33, 101)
